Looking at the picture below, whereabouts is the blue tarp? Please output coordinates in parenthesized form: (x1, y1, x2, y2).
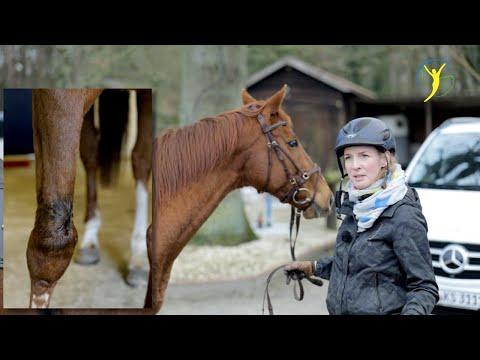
(3, 89, 34, 155)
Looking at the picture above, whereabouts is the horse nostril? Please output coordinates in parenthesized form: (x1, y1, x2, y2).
(329, 194, 335, 209)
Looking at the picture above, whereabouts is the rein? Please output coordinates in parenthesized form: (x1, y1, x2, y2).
(261, 207, 324, 315)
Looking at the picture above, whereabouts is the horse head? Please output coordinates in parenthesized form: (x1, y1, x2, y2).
(240, 85, 334, 219)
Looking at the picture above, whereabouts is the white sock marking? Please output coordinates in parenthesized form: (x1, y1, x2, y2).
(31, 293, 50, 309)
(79, 209, 101, 249)
(129, 182, 148, 270)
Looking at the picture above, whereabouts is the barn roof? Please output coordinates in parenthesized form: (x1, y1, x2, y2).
(246, 56, 377, 100)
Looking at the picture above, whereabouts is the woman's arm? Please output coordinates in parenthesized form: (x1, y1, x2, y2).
(392, 205, 439, 315)
(313, 256, 334, 280)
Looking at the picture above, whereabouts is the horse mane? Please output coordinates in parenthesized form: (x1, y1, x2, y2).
(153, 105, 265, 201)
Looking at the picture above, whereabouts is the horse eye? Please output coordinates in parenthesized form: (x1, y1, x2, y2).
(288, 139, 298, 148)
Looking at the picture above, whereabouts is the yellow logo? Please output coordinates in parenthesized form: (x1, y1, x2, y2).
(423, 63, 446, 102)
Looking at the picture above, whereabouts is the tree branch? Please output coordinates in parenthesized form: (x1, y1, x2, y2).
(447, 45, 480, 82)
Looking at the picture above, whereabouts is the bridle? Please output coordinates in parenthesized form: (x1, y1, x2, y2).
(255, 112, 322, 208)
(249, 108, 325, 315)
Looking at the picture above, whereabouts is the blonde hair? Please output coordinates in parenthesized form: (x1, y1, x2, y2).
(379, 150, 398, 178)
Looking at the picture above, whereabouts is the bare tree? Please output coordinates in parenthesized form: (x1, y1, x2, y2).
(178, 45, 257, 246)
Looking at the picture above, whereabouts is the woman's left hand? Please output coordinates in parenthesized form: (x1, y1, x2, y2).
(284, 261, 315, 278)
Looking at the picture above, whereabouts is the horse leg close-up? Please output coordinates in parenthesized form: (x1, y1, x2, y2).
(126, 89, 152, 287)
(27, 89, 101, 308)
(75, 106, 102, 265)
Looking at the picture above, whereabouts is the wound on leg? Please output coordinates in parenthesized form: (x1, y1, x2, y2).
(33, 198, 77, 251)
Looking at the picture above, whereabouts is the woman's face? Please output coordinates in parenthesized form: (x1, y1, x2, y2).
(344, 145, 387, 190)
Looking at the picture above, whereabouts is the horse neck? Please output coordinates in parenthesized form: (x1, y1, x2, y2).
(153, 113, 251, 257)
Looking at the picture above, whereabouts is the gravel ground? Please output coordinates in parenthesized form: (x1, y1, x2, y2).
(170, 188, 338, 283)
(162, 246, 334, 315)
(157, 188, 337, 314)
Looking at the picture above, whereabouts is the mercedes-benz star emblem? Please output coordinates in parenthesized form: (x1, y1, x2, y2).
(439, 244, 468, 275)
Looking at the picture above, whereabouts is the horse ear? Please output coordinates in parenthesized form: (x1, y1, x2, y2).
(241, 89, 256, 104)
(266, 84, 288, 110)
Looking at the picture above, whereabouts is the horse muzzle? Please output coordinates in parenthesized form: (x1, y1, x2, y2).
(302, 193, 334, 219)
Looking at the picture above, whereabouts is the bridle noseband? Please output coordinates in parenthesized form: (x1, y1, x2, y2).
(256, 113, 322, 209)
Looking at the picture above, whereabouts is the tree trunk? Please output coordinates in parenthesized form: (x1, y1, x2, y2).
(179, 45, 257, 246)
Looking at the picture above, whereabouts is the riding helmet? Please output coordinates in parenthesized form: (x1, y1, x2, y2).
(335, 117, 396, 177)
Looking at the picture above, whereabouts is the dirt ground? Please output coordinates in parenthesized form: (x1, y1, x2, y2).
(3, 158, 152, 308)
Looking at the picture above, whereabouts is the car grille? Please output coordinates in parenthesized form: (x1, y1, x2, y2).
(430, 241, 480, 279)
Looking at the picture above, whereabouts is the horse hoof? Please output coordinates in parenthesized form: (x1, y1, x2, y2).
(126, 268, 149, 288)
(74, 247, 100, 265)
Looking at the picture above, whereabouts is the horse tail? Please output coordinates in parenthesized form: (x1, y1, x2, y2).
(98, 89, 130, 187)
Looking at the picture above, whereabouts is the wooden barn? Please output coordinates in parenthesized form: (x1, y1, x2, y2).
(246, 57, 377, 172)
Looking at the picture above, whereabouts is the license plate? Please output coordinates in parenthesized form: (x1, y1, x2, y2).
(438, 290, 480, 310)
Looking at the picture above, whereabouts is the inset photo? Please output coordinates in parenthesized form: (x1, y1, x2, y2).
(3, 89, 153, 310)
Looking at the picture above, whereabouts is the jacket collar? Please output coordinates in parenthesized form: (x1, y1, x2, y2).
(379, 187, 417, 218)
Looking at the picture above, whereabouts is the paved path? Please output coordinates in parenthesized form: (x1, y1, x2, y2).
(162, 246, 333, 315)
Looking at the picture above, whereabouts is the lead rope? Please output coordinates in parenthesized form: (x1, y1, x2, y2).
(289, 206, 304, 301)
(262, 205, 324, 315)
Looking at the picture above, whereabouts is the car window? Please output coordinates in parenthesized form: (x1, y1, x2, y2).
(408, 131, 480, 190)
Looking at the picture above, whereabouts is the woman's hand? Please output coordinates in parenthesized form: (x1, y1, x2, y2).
(284, 261, 315, 278)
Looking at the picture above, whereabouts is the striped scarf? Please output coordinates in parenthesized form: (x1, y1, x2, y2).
(347, 164, 408, 233)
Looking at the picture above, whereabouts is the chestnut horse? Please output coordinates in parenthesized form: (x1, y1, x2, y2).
(146, 86, 334, 313)
(28, 89, 152, 309)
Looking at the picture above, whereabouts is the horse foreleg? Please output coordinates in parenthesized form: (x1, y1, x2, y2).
(152, 264, 173, 314)
(126, 89, 152, 287)
(27, 89, 100, 308)
(75, 106, 102, 265)
(143, 223, 165, 314)
(143, 224, 177, 314)
(144, 224, 154, 309)
(144, 260, 173, 313)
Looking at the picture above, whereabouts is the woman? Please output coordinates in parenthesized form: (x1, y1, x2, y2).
(285, 117, 439, 315)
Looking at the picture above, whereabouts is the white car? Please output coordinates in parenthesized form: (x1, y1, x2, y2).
(405, 117, 480, 314)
